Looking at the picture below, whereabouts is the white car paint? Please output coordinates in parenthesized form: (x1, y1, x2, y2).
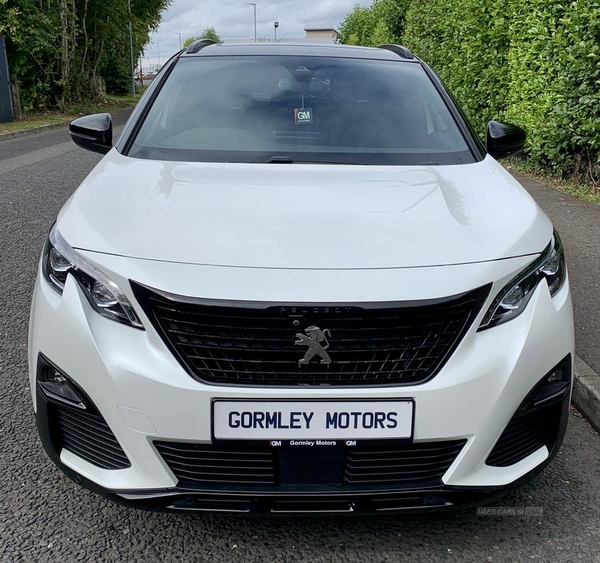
(57, 152, 552, 269)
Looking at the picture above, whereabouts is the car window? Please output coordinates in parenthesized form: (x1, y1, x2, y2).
(128, 56, 474, 165)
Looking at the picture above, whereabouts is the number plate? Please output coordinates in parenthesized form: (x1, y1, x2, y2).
(212, 400, 413, 441)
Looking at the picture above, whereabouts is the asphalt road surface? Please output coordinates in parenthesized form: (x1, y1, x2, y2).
(2, 121, 600, 562)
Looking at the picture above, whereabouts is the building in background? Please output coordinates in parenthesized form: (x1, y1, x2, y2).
(222, 28, 340, 45)
(303, 28, 340, 42)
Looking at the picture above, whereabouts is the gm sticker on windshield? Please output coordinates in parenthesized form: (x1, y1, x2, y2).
(294, 107, 313, 124)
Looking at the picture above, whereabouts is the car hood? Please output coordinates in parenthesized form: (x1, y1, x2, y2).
(57, 152, 552, 269)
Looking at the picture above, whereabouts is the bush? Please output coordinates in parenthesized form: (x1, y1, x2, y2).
(400, 0, 600, 180)
(338, 0, 411, 47)
(506, 0, 600, 177)
(403, 0, 511, 135)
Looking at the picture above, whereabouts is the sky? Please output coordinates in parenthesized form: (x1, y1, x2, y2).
(141, 0, 370, 69)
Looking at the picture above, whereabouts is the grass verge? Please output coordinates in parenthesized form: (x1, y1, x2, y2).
(0, 89, 145, 136)
(505, 156, 600, 205)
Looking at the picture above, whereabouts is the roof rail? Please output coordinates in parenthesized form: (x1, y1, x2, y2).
(377, 44, 415, 60)
(185, 39, 217, 54)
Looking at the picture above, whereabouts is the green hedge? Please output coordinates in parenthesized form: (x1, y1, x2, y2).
(403, 0, 511, 135)
(337, 0, 411, 47)
(505, 0, 600, 175)
(400, 0, 600, 179)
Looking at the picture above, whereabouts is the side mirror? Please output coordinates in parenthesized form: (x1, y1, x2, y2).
(486, 121, 526, 160)
(69, 113, 113, 154)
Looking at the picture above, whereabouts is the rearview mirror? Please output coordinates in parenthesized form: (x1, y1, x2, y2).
(69, 113, 113, 154)
(486, 121, 526, 160)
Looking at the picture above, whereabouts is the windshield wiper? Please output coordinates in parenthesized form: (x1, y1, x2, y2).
(267, 156, 293, 164)
(266, 156, 364, 165)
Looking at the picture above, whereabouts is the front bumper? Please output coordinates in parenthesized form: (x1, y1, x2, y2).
(29, 254, 574, 513)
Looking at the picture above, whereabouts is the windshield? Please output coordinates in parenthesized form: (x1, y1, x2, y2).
(129, 56, 474, 165)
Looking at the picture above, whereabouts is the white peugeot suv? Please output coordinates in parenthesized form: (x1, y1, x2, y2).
(29, 41, 574, 514)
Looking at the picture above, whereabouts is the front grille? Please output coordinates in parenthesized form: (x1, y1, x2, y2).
(486, 403, 562, 467)
(154, 440, 466, 490)
(344, 440, 467, 485)
(133, 283, 489, 386)
(51, 404, 130, 470)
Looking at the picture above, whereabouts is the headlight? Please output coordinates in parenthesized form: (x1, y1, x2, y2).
(479, 230, 566, 330)
(42, 224, 144, 329)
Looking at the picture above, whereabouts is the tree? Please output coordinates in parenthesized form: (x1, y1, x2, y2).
(200, 26, 222, 44)
(1, 0, 170, 111)
(183, 27, 222, 49)
(182, 36, 198, 49)
(337, 6, 375, 46)
(338, 0, 411, 47)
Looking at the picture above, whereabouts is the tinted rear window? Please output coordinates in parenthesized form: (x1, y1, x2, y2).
(129, 56, 474, 165)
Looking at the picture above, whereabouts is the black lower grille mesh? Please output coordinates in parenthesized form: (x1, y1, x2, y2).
(154, 440, 466, 489)
(133, 283, 489, 387)
(154, 442, 276, 485)
(486, 403, 562, 467)
(52, 405, 130, 470)
(344, 440, 467, 485)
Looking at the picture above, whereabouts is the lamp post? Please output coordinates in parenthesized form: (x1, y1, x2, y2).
(174, 32, 182, 50)
(127, 0, 136, 97)
(274, 21, 279, 42)
(246, 3, 257, 42)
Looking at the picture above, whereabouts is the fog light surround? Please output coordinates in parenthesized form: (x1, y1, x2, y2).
(37, 356, 87, 410)
(529, 356, 572, 407)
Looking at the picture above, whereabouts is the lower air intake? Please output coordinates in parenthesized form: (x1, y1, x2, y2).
(154, 442, 277, 486)
(487, 355, 571, 467)
(51, 404, 130, 470)
(154, 440, 466, 489)
(486, 403, 563, 467)
(344, 440, 467, 486)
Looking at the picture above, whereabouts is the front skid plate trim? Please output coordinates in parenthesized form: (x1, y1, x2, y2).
(110, 482, 533, 515)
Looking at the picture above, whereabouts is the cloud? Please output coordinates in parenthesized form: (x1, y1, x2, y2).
(141, 0, 371, 67)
